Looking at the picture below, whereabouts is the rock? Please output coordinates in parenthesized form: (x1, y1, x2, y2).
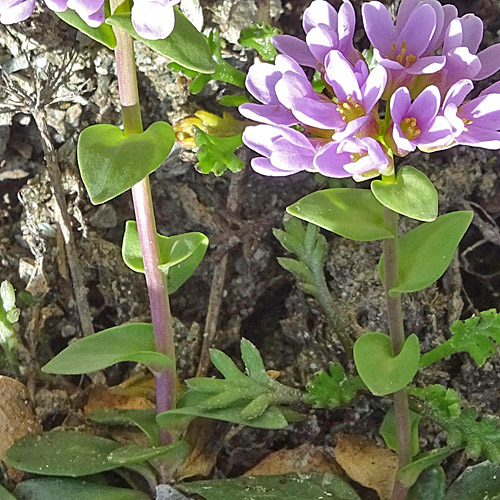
(156, 485, 190, 500)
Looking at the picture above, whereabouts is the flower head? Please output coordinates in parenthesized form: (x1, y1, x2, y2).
(273, 0, 359, 69)
(390, 85, 453, 154)
(362, 1, 446, 76)
(242, 125, 320, 177)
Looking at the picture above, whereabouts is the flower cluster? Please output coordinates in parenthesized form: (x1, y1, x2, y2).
(240, 0, 500, 180)
(0, 0, 180, 40)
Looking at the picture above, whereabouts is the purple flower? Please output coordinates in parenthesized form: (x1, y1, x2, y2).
(273, 0, 359, 69)
(443, 80, 500, 149)
(323, 51, 387, 139)
(0, 0, 35, 24)
(442, 14, 500, 83)
(242, 125, 320, 177)
(131, 0, 180, 40)
(314, 137, 392, 180)
(390, 85, 453, 154)
(239, 55, 306, 126)
(362, 1, 446, 75)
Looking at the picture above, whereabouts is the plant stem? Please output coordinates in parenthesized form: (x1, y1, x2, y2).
(383, 207, 412, 500)
(110, 0, 175, 443)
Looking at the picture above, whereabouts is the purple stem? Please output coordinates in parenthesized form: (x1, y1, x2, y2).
(110, 0, 175, 444)
(383, 206, 412, 500)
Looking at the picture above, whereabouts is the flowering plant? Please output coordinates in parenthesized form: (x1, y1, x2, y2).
(3, 1, 500, 500)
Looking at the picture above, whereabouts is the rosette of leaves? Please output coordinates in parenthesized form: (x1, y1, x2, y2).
(157, 339, 304, 430)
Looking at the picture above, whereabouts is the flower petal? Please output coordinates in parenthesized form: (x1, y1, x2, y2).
(409, 85, 440, 123)
(251, 157, 303, 176)
(245, 63, 282, 104)
(417, 116, 453, 150)
(1, 0, 35, 23)
(314, 142, 352, 177)
(242, 125, 283, 157)
(443, 79, 473, 109)
(405, 55, 446, 75)
(291, 97, 343, 129)
(362, 64, 387, 113)
(131, 0, 178, 40)
(396, 4, 436, 58)
(461, 94, 500, 130)
(362, 1, 396, 56)
(475, 44, 500, 80)
(239, 103, 298, 126)
(460, 14, 483, 54)
(325, 50, 361, 102)
(306, 25, 339, 64)
(272, 35, 316, 67)
(457, 127, 500, 150)
(390, 86, 412, 124)
(303, 0, 338, 34)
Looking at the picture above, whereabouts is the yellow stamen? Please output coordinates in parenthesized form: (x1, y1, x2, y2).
(401, 116, 421, 140)
(336, 96, 365, 123)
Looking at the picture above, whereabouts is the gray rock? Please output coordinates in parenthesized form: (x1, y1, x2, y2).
(156, 485, 190, 500)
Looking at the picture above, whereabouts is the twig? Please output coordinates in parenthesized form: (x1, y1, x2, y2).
(196, 171, 243, 377)
(31, 109, 94, 337)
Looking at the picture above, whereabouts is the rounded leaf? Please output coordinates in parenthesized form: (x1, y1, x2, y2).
(122, 221, 209, 294)
(78, 122, 175, 205)
(371, 166, 438, 222)
(287, 189, 395, 241)
(354, 333, 420, 396)
(380, 211, 473, 295)
(42, 323, 171, 374)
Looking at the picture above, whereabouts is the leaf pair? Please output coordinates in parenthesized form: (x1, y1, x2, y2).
(157, 339, 303, 430)
(289, 187, 472, 296)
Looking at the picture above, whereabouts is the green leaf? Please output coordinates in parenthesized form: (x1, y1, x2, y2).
(78, 122, 175, 205)
(304, 363, 364, 409)
(380, 406, 421, 456)
(218, 95, 250, 106)
(446, 462, 500, 500)
(380, 211, 473, 296)
(410, 385, 500, 462)
(353, 332, 420, 396)
(287, 189, 395, 241)
(122, 221, 208, 294)
(55, 9, 117, 49)
(177, 473, 362, 500)
(88, 409, 159, 446)
(157, 390, 290, 430)
(194, 128, 244, 176)
(4, 430, 188, 477)
(169, 29, 245, 94)
(106, 9, 214, 73)
(238, 24, 281, 62)
(397, 447, 455, 489)
(408, 467, 446, 500)
(42, 323, 171, 374)
(240, 338, 269, 384)
(420, 309, 500, 368)
(157, 339, 303, 430)
(0, 485, 15, 500)
(371, 166, 438, 222)
(14, 478, 149, 500)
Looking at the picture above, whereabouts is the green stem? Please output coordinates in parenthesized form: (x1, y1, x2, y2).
(110, 0, 176, 444)
(383, 207, 412, 500)
(419, 342, 452, 368)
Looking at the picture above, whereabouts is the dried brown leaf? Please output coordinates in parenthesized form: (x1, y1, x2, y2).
(0, 376, 42, 482)
(335, 434, 397, 500)
(245, 443, 344, 477)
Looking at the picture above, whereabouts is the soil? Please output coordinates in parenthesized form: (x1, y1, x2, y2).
(1, 0, 500, 498)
